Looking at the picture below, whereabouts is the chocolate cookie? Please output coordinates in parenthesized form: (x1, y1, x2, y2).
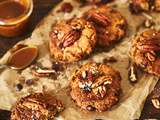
(70, 62, 121, 112)
(129, 0, 160, 13)
(49, 18, 96, 63)
(130, 29, 160, 76)
(11, 93, 64, 120)
(84, 6, 127, 46)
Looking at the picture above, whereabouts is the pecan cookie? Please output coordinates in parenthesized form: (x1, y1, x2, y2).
(11, 93, 64, 120)
(130, 29, 160, 76)
(70, 62, 121, 112)
(129, 0, 160, 13)
(84, 6, 127, 46)
(49, 18, 96, 63)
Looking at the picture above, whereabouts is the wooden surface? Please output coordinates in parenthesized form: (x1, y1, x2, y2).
(0, 0, 160, 119)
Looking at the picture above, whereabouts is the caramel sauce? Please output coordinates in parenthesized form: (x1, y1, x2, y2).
(8, 47, 38, 69)
(0, 1, 26, 20)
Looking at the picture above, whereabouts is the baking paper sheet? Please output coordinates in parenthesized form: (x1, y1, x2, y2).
(0, 0, 160, 119)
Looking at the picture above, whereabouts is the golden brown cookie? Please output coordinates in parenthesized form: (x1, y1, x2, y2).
(84, 6, 127, 47)
(130, 29, 160, 76)
(129, 0, 160, 13)
(49, 18, 96, 63)
(11, 93, 64, 120)
(70, 62, 121, 112)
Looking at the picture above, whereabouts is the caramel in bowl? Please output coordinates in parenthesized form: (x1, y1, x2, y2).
(0, 0, 33, 37)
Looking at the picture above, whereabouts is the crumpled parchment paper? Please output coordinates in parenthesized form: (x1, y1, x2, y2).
(0, 0, 160, 120)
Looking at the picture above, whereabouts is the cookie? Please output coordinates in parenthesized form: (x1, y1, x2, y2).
(130, 29, 160, 76)
(11, 93, 64, 120)
(129, 0, 160, 13)
(70, 62, 121, 112)
(84, 6, 127, 46)
(49, 18, 96, 63)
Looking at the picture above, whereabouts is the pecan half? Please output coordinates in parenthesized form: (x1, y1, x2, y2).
(137, 44, 160, 52)
(93, 85, 106, 98)
(91, 76, 112, 88)
(59, 30, 80, 48)
(31, 65, 56, 77)
(88, 13, 110, 26)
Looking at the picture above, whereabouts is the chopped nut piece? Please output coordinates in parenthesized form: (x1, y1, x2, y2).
(91, 76, 112, 88)
(82, 71, 87, 79)
(151, 98, 160, 109)
(146, 52, 156, 62)
(70, 62, 121, 112)
(128, 63, 138, 83)
(144, 19, 154, 28)
(31, 65, 56, 77)
(49, 18, 96, 63)
(11, 93, 64, 119)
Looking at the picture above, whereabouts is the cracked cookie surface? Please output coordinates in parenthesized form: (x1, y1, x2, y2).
(70, 62, 121, 112)
(131, 29, 160, 76)
(49, 18, 96, 63)
(84, 6, 127, 47)
(11, 93, 64, 120)
(129, 0, 160, 13)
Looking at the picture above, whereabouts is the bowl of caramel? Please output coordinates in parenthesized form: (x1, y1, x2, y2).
(0, 0, 33, 37)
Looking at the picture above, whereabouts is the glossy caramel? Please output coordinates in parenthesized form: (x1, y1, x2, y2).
(0, 1, 26, 20)
(8, 46, 38, 69)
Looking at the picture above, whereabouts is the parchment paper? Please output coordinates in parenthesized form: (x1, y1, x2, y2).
(0, 0, 160, 119)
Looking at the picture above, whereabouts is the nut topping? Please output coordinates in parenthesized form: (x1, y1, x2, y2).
(70, 62, 121, 112)
(59, 30, 80, 48)
(137, 44, 160, 52)
(31, 65, 56, 77)
(82, 71, 87, 79)
(128, 63, 138, 83)
(131, 29, 160, 76)
(87, 12, 110, 26)
(146, 52, 156, 62)
(49, 18, 96, 63)
(151, 98, 160, 109)
(91, 76, 112, 88)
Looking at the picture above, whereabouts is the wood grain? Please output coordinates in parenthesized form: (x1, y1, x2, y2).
(0, 0, 159, 119)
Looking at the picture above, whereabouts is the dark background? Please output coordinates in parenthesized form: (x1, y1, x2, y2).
(0, 0, 160, 119)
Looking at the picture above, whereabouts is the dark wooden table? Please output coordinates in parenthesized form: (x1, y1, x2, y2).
(0, 0, 160, 119)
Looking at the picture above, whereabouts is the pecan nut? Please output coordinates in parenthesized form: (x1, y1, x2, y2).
(146, 52, 156, 62)
(128, 63, 138, 83)
(60, 31, 80, 48)
(88, 13, 110, 26)
(91, 76, 112, 88)
(31, 65, 56, 77)
(137, 44, 160, 52)
(151, 98, 160, 109)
